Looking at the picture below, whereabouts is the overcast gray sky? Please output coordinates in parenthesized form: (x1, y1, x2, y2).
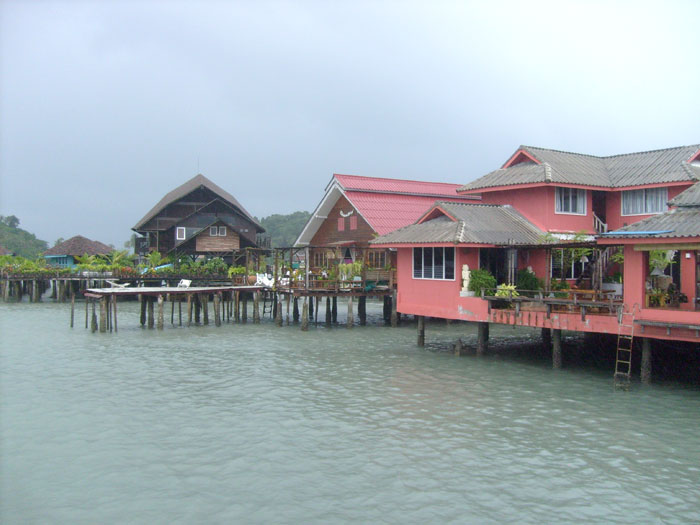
(1, 0, 698, 247)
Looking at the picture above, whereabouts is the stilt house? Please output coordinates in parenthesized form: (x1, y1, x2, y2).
(44, 235, 112, 268)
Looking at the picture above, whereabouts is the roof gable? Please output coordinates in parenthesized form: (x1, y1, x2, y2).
(44, 235, 112, 256)
(133, 174, 261, 231)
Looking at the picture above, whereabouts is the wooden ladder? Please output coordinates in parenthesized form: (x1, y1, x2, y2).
(614, 304, 638, 385)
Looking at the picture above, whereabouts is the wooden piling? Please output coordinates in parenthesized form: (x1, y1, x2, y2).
(242, 294, 248, 323)
(171, 298, 175, 325)
(301, 297, 309, 331)
(234, 291, 240, 323)
(541, 327, 552, 350)
(417, 315, 425, 346)
(641, 338, 652, 384)
(314, 295, 319, 326)
(70, 291, 75, 328)
(112, 294, 118, 333)
(140, 295, 146, 327)
(157, 294, 164, 330)
(147, 296, 155, 329)
(202, 293, 209, 325)
(276, 295, 283, 327)
(214, 293, 221, 326)
(309, 296, 314, 320)
(194, 294, 201, 324)
(552, 329, 562, 369)
(178, 299, 182, 326)
(347, 296, 354, 328)
(253, 292, 260, 323)
(99, 297, 107, 333)
(187, 294, 193, 326)
(325, 297, 331, 327)
(91, 300, 97, 333)
(286, 293, 291, 325)
(293, 297, 299, 323)
(358, 296, 366, 326)
(477, 322, 489, 356)
(391, 290, 398, 327)
(454, 338, 463, 356)
(85, 295, 89, 328)
(3, 278, 10, 302)
(332, 296, 337, 323)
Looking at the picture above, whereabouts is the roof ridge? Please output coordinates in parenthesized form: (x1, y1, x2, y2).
(334, 173, 464, 187)
(522, 145, 603, 159)
(602, 143, 700, 160)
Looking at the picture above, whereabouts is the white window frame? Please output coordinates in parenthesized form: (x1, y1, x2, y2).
(218, 226, 226, 236)
(412, 247, 456, 281)
(176, 227, 186, 240)
(621, 187, 668, 216)
(550, 248, 586, 280)
(210, 226, 219, 236)
(555, 187, 587, 216)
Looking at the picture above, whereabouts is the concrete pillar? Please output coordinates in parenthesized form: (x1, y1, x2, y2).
(477, 322, 489, 356)
(641, 338, 652, 384)
(417, 315, 425, 346)
(552, 329, 562, 369)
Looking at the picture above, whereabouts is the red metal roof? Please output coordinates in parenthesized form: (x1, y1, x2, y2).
(334, 174, 468, 197)
(345, 191, 473, 235)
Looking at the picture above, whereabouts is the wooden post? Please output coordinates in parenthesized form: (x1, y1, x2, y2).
(641, 338, 652, 384)
(106, 296, 112, 332)
(293, 297, 299, 323)
(276, 295, 283, 327)
(309, 296, 314, 320)
(148, 296, 155, 329)
(325, 297, 331, 326)
(187, 294, 193, 326)
(552, 329, 562, 369)
(242, 293, 248, 323)
(202, 293, 209, 325)
(91, 300, 97, 333)
(33, 279, 40, 302)
(314, 295, 319, 326)
(347, 296, 354, 328)
(3, 278, 10, 302)
(140, 295, 146, 327)
(358, 296, 366, 326)
(112, 294, 118, 333)
(417, 315, 425, 346)
(178, 299, 182, 326)
(194, 294, 201, 324)
(85, 295, 89, 328)
(477, 322, 489, 356)
(332, 296, 337, 323)
(171, 298, 175, 325)
(234, 291, 240, 323)
(286, 293, 291, 325)
(70, 291, 75, 328)
(301, 297, 309, 331)
(454, 338, 463, 356)
(541, 327, 552, 350)
(99, 297, 107, 333)
(157, 294, 164, 330)
(391, 290, 398, 327)
(214, 293, 221, 326)
(253, 291, 260, 323)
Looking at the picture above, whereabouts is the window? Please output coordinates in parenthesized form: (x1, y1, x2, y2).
(412, 247, 455, 280)
(210, 226, 219, 236)
(312, 251, 328, 268)
(367, 250, 386, 268)
(622, 187, 667, 215)
(550, 249, 586, 280)
(218, 226, 226, 236)
(176, 227, 186, 240)
(337, 217, 345, 231)
(555, 187, 586, 215)
(349, 216, 357, 230)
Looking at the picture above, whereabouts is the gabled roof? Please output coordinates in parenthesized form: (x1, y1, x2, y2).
(669, 181, 700, 207)
(600, 208, 700, 240)
(44, 235, 112, 256)
(459, 144, 700, 192)
(370, 202, 545, 246)
(295, 174, 477, 245)
(133, 174, 261, 231)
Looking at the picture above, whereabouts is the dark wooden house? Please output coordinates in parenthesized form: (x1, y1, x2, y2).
(132, 174, 265, 262)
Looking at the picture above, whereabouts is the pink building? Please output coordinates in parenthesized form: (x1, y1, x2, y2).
(372, 144, 700, 380)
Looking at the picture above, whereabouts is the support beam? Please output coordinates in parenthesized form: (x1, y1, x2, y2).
(140, 294, 146, 327)
(325, 297, 331, 327)
(358, 296, 366, 326)
(112, 294, 118, 333)
(293, 297, 299, 323)
(253, 291, 260, 323)
(157, 294, 164, 330)
(242, 294, 248, 323)
(417, 315, 425, 346)
(276, 295, 283, 327)
(202, 293, 209, 325)
(187, 294, 193, 326)
(147, 296, 155, 329)
(641, 338, 652, 384)
(477, 322, 489, 356)
(91, 300, 97, 333)
(99, 297, 107, 333)
(332, 296, 337, 323)
(214, 293, 221, 327)
(391, 290, 398, 327)
(347, 296, 354, 328)
(552, 329, 562, 369)
(301, 297, 309, 331)
(70, 292, 75, 328)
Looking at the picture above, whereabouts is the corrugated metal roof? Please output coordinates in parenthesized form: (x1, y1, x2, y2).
(602, 208, 700, 239)
(44, 235, 112, 256)
(669, 181, 700, 207)
(133, 174, 262, 231)
(345, 192, 469, 235)
(458, 144, 700, 192)
(371, 202, 545, 245)
(335, 174, 469, 197)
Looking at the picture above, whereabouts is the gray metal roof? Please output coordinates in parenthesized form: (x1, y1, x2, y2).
(370, 202, 545, 246)
(602, 208, 700, 239)
(669, 181, 700, 207)
(459, 144, 700, 192)
(133, 174, 262, 231)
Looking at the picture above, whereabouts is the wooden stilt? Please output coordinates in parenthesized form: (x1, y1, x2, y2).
(301, 297, 309, 331)
(286, 293, 291, 325)
(541, 327, 552, 350)
(325, 297, 331, 327)
(99, 297, 107, 333)
(148, 296, 155, 329)
(178, 299, 182, 326)
(234, 291, 240, 323)
(70, 291, 75, 328)
(140, 295, 146, 327)
(91, 300, 97, 333)
(171, 298, 175, 325)
(107, 296, 112, 332)
(332, 296, 337, 323)
(194, 294, 201, 324)
(242, 294, 248, 323)
(309, 296, 314, 320)
(552, 329, 562, 369)
(358, 296, 366, 326)
(187, 294, 193, 326)
(314, 295, 319, 326)
(641, 338, 652, 384)
(157, 294, 164, 330)
(113, 294, 118, 333)
(391, 290, 398, 327)
(202, 293, 209, 325)
(253, 292, 260, 323)
(214, 293, 222, 326)
(276, 295, 283, 327)
(454, 338, 463, 356)
(347, 296, 354, 328)
(417, 315, 425, 346)
(477, 322, 489, 356)
(293, 297, 299, 323)
(85, 295, 89, 328)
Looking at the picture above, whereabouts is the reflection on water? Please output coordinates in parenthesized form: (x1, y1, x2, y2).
(1, 301, 699, 524)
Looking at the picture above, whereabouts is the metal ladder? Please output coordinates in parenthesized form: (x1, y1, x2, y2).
(614, 304, 638, 385)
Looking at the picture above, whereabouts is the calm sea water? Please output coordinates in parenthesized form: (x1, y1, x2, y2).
(1, 300, 699, 524)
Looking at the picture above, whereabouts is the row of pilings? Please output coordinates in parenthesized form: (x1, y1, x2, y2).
(1, 277, 109, 303)
(80, 289, 400, 333)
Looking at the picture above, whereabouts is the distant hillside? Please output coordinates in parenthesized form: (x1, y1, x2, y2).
(0, 216, 49, 258)
(257, 211, 311, 248)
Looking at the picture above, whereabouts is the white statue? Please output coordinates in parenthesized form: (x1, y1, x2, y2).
(461, 264, 471, 292)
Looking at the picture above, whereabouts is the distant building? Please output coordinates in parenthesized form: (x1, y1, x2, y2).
(294, 173, 477, 270)
(44, 235, 112, 267)
(132, 174, 265, 263)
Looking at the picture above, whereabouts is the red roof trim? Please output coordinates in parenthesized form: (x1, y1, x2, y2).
(688, 148, 700, 164)
(417, 205, 458, 224)
(371, 242, 497, 249)
(502, 149, 541, 168)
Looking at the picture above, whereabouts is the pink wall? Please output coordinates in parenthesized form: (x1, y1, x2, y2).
(480, 186, 593, 233)
(606, 185, 690, 231)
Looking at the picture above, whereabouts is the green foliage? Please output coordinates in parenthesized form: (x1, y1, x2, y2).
(338, 261, 363, 279)
(468, 268, 497, 294)
(550, 278, 570, 298)
(0, 215, 20, 228)
(515, 269, 543, 295)
(649, 249, 675, 272)
(203, 257, 228, 275)
(145, 251, 164, 268)
(495, 283, 519, 298)
(0, 220, 48, 258)
(228, 265, 247, 277)
(256, 211, 311, 248)
(610, 248, 624, 265)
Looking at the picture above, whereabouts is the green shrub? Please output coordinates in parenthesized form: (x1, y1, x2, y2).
(515, 269, 544, 297)
(468, 268, 497, 295)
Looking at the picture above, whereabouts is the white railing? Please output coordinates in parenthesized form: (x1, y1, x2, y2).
(593, 212, 608, 233)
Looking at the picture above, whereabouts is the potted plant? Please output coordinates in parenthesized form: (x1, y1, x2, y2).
(468, 268, 497, 297)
